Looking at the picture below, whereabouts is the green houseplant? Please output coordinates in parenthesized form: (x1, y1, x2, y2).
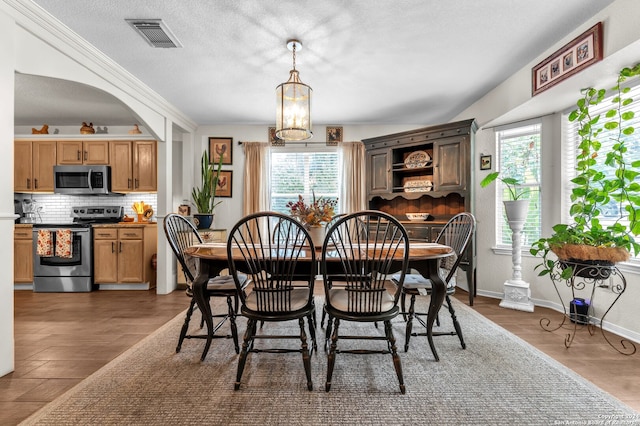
(530, 62, 640, 277)
(191, 151, 224, 229)
(480, 172, 529, 200)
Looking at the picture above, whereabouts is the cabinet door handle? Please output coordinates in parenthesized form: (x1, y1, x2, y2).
(119, 242, 123, 253)
(135, 178, 139, 188)
(34, 179, 38, 189)
(84, 151, 88, 161)
(27, 178, 31, 189)
(77, 150, 81, 161)
(111, 242, 115, 253)
(128, 178, 132, 189)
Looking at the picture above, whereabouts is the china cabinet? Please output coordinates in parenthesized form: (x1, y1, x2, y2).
(362, 119, 477, 304)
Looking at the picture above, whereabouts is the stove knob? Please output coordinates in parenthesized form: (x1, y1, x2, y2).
(73, 208, 79, 214)
(80, 209, 85, 214)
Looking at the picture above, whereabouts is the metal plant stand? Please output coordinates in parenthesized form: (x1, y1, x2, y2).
(540, 260, 636, 355)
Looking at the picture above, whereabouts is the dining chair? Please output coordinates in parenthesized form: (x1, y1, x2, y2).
(321, 210, 410, 393)
(163, 213, 248, 359)
(393, 212, 476, 355)
(227, 211, 317, 391)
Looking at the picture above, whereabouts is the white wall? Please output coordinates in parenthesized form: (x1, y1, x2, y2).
(457, 0, 640, 341)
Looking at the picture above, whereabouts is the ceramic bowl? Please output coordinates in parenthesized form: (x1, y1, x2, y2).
(406, 212, 430, 221)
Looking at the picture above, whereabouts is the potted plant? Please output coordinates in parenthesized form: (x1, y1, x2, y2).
(286, 191, 337, 247)
(480, 171, 531, 223)
(191, 151, 224, 229)
(530, 63, 640, 278)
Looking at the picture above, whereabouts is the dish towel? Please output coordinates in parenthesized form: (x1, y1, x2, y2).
(55, 229, 73, 258)
(36, 229, 53, 257)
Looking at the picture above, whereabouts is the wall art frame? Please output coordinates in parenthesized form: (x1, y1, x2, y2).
(326, 126, 343, 146)
(209, 137, 233, 165)
(532, 22, 603, 96)
(480, 154, 492, 171)
(216, 170, 233, 197)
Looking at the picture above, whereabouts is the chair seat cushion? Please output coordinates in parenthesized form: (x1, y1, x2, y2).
(391, 271, 455, 290)
(328, 287, 395, 313)
(244, 288, 310, 312)
(206, 274, 248, 291)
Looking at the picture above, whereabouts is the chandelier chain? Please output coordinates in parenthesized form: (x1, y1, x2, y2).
(292, 42, 296, 70)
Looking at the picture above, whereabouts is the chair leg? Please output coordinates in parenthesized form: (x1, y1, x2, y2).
(298, 318, 313, 391)
(446, 295, 466, 349)
(385, 320, 405, 394)
(227, 296, 240, 354)
(307, 313, 317, 354)
(404, 294, 416, 352)
(401, 291, 407, 322)
(320, 309, 327, 328)
(176, 297, 197, 353)
(324, 313, 334, 352)
(235, 318, 256, 391)
(325, 318, 340, 392)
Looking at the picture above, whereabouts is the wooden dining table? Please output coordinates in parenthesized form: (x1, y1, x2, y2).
(184, 241, 454, 361)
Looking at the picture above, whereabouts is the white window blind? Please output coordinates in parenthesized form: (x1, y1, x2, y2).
(270, 148, 340, 214)
(495, 123, 542, 246)
(563, 81, 640, 257)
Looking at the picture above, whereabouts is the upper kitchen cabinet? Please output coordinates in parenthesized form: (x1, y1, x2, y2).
(14, 140, 57, 192)
(57, 140, 109, 165)
(110, 140, 157, 192)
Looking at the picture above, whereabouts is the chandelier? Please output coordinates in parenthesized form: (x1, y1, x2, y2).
(276, 39, 312, 141)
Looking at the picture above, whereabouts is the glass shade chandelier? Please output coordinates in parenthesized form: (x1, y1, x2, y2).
(276, 39, 313, 141)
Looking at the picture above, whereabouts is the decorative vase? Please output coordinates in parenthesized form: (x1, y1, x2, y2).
(193, 214, 214, 230)
(307, 226, 325, 248)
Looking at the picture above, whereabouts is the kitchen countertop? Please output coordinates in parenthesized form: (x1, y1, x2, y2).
(92, 222, 157, 227)
(15, 223, 33, 228)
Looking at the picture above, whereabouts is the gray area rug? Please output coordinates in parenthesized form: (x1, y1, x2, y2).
(21, 297, 638, 425)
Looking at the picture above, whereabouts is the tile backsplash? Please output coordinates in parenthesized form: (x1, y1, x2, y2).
(15, 193, 158, 223)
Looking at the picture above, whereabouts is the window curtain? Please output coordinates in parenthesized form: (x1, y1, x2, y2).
(242, 142, 271, 216)
(339, 141, 366, 213)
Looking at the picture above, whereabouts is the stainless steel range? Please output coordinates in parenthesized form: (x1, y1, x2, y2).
(32, 205, 123, 292)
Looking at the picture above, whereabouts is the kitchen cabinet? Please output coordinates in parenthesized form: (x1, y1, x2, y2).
(110, 140, 157, 192)
(14, 225, 33, 283)
(93, 224, 157, 288)
(14, 140, 57, 192)
(362, 119, 477, 304)
(57, 140, 109, 165)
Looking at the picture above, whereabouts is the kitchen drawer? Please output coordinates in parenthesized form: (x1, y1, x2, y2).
(15, 228, 33, 239)
(118, 228, 143, 239)
(94, 228, 118, 239)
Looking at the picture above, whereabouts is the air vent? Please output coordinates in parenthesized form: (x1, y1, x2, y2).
(126, 19, 182, 48)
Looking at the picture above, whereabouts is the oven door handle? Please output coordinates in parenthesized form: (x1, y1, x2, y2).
(87, 169, 94, 191)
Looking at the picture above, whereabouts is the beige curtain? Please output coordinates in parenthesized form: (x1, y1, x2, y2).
(242, 142, 271, 216)
(339, 141, 367, 213)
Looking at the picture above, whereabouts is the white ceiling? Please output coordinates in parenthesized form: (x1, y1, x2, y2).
(15, 0, 615, 128)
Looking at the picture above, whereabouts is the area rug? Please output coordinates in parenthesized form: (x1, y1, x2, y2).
(21, 297, 637, 425)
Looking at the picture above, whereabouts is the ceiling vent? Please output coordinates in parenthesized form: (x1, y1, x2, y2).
(126, 19, 182, 48)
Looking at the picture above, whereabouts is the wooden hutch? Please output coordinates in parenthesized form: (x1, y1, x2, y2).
(362, 119, 477, 304)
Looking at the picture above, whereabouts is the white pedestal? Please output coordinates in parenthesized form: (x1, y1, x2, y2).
(500, 200, 534, 312)
(500, 279, 534, 312)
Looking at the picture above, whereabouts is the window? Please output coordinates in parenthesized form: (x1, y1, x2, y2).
(270, 146, 340, 214)
(564, 81, 640, 256)
(495, 122, 542, 246)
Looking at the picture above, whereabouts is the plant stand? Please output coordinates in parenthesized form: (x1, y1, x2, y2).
(540, 260, 636, 355)
(500, 200, 534, 312)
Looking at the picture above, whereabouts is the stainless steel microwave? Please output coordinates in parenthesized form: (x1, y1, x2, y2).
(53, 165, 112, 195)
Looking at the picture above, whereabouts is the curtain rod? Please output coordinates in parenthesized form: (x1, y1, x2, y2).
(238, 141, 335, 146)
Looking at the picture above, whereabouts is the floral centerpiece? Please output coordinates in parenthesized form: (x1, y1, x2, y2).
(286, 192, 337, 228)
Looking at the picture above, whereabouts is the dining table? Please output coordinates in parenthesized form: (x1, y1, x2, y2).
(184, 241, 454, 361)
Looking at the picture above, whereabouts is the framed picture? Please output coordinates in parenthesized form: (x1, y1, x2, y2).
(326, 126, 343, 145)
(216, 171, 233, 197)
(480, 155, 492, 171)
(532, 22, 603, 96)
(268, 126, 285, 146)
(209, 137, 233, 165)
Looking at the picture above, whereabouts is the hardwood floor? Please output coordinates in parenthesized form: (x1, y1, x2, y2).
(1, 289, 638, 425)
